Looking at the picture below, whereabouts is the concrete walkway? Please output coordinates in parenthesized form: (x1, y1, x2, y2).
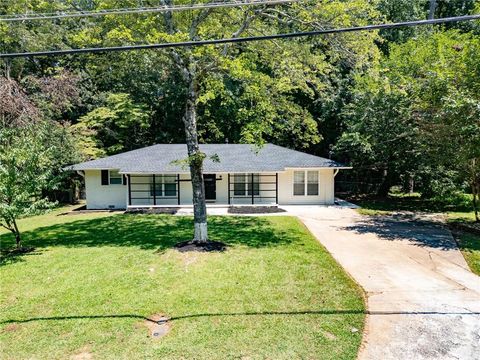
(285, 206, 480, 360)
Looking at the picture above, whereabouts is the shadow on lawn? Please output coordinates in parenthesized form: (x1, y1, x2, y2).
(2, 308, 479, 326)
(0, 215, 295, 265)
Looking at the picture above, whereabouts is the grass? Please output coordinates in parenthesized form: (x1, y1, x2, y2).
(353, 193, 475, 218)
(453, 232, 480, 276)
(447, 211, 478, 223)
(0, 207, 364, 360)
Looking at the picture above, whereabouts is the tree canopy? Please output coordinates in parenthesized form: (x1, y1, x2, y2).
(1, 0, 480, 223)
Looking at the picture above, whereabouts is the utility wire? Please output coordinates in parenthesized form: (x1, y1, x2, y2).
(1, 14, 479, 59)
(0, 0, 299, 22)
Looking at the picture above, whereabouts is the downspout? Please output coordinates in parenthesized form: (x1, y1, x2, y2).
(333, 169, 340, 177)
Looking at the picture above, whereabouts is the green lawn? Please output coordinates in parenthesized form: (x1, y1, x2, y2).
(353, 193, 474, 216)
(0, 208, 364, 359)
(454, 231, 480, 276)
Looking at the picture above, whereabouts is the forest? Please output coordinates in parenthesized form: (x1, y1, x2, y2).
(1, 0, 479, 221)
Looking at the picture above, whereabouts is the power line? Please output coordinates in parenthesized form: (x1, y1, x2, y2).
(0, 0, 299, 22)
(1, 14, 479, 59)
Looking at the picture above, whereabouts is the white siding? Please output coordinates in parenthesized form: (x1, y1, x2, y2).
(83, 168, 337, 208)
(277, 169, 335, 205)
(84, 170, 127, 209)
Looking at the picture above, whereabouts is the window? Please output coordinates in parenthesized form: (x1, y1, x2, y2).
(307, 171, 319, 195)
(233, 174, 260, 196)
(150, 175, 177, 197)
(294, 171, 319, 196)
(234, 174, 246, 196)
(163, 175, 177, 196)
(293, 171, 305, 195)
(109, 170, 123, 185)
(150, 182, 162, 197)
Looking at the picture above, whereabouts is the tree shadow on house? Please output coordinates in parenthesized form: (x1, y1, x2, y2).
(0, 215, 296, 265)
(343, 215, 458, 250)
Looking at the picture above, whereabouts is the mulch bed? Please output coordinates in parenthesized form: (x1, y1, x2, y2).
(60, 205, 123, 215)
(125, 207, 180, 215)
(228, 206, 286, 214)
(174, 240, 226, 252)
(449, 221, 480, 236)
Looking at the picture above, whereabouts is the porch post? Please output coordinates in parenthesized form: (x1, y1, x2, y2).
(177, 174, 180, 205)
(275, 172, 278, 204)
(152, 174, 156, 206)
(228, 173, 231, 205)
(127, 174, 131, 206)
(251, 173, 254, 205)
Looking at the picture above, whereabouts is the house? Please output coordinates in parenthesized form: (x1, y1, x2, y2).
(68, 144, 350, 209)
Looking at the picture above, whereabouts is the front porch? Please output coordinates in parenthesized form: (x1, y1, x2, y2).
(126, 172, 279, 207)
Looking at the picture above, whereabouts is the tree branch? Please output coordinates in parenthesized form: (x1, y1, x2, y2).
(0, 222, 13, 232)
(160, 0, 176, 34)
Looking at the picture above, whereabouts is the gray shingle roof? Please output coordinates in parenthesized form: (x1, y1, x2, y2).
(68, 144, 349, 173)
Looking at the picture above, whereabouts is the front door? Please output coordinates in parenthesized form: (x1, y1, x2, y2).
(204, 174, 216, 200)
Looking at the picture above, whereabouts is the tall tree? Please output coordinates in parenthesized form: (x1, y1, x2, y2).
(0, 73, 82, 246)
(1, 0, 381, 241)
(385, 30, 480, 219)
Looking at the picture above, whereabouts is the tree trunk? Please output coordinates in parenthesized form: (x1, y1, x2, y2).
(182, 73, 208, 242)
(12, 219, 21, 249)
(473, 181, 479, 223)
(377, 168, 391, 197)
(408, 175, 415, 194)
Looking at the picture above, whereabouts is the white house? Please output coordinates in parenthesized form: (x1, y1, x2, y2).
(68, 143, 350, 209)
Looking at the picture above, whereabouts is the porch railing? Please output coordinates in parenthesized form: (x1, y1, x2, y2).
(227, 173, 278, 205)
(127, 174, 180, 206)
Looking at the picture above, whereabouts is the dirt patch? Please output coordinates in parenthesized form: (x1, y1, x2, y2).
(3, 323, 20, 332)
(228, 206, 286, 214)
(323, 331, 337, 340)
(144, 314, 171, 339)
(70, 347, 93, 360)
(126, 207, 180, 215)
(175, 240, 226, 252)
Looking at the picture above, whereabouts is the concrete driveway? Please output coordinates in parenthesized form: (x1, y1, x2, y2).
(284, 206, 480, 360)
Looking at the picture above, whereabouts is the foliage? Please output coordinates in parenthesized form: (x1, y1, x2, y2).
(73, 93, 151, 158)
(1, 0, 381, 150)
(354, 192, 474, 216)
(0, 124, 57, 247)
(337, 29, 480, 219)
(1, 0, 479, 218)
(386, 30, 480, 219)
(0, 212, 365, 359)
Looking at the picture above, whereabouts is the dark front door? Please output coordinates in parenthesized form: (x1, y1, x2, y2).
(204, 174, 216, 200)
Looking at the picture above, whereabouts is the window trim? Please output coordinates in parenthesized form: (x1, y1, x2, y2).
(109, 170, 123, 185)
(293, 170, 319, 197)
